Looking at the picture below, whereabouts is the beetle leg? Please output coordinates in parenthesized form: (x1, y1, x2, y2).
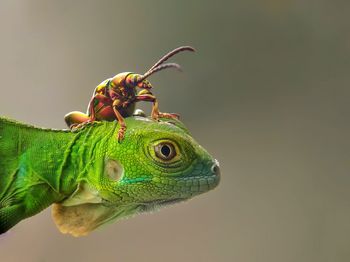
(135, 90, 180, 120)
(87, 95, 97, 121)
(66, 93, 115, 130)
(64, 95, 98, 130)
(157, 111, 180, 120)
(112, 99, 127, 142)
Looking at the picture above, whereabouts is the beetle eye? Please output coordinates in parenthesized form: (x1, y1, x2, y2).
(154, 142, 176, 161)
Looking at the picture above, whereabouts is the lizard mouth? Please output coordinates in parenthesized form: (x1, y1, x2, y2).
(138, 198, 186, 213)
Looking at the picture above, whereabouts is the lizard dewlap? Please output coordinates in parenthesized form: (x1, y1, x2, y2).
(0, 116, 220, 237)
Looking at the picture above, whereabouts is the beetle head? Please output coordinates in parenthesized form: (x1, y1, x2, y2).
(137, 78, 152, 89)
(111, 46, 195, 90)
(123, 73, 153, 89)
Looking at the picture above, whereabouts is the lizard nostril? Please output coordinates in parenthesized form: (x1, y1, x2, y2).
(211, 162, 220, 176)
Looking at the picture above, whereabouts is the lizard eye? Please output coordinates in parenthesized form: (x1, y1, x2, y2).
(154, 142, 177, 161)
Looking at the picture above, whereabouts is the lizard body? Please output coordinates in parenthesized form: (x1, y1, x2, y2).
(0, 116, 220, 236)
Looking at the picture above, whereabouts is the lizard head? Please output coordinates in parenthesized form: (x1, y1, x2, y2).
(53, 117, 220, 236)
(104, 116, 220, 210)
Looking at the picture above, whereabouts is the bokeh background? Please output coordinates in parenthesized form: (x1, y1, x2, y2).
(0, 1, 349, 261)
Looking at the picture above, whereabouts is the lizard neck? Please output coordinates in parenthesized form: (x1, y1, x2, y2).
(0, 117, 114, 233)
(0, 118, 81, 199)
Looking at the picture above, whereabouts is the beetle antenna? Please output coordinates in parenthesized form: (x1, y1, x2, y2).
(138, 63, 182, 82)
(147, 46, 195, 72)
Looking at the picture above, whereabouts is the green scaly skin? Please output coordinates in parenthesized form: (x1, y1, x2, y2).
(0, 116, 220, 236)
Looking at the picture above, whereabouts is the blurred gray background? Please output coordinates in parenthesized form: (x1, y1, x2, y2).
(0, 0, 349, 261)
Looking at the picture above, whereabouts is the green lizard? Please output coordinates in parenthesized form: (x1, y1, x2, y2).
(0, 115, 220, 237)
